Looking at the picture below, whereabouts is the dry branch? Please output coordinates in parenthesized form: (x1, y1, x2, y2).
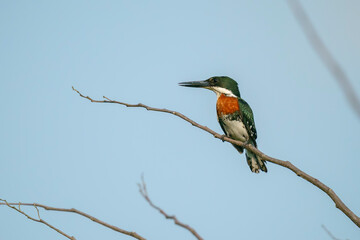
(0, 199, 145, 240)
(0, 199, 76, 240)
(287, 0, 360, 118)
(138, 176, 203, 240)
(72, 86, 360, 228)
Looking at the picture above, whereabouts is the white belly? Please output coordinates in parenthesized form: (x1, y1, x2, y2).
(222, 119, 249, 142)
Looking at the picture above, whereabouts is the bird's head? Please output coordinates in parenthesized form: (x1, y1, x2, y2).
(179, 76, 240, 98)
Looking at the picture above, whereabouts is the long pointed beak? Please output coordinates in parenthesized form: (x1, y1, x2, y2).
(178, 80, 210, 88)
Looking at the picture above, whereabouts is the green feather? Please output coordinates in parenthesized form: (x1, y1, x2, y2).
(238, 98, 257, 145)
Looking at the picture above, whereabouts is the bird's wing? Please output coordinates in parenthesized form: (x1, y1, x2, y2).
(238, 98, 258, 143)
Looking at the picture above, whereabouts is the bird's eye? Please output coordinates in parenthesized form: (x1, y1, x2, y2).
(209, 78, 217, 84)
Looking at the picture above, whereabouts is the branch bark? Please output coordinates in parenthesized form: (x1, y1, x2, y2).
(138, 176, 203, 240)
(72, 86, 360, 228)
(0, 199, 145, 240)
(287, 0, 360, 118)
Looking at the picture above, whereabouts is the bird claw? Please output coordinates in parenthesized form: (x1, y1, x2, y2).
(220, 135, 227, 142)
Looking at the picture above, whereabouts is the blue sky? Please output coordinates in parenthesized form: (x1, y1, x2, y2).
(1, 1, 360, 239)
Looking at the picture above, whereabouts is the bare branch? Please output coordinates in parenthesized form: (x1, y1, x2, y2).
(287, 0, 360, 118)
(0, 199, 146, 240)
(0, 199, 76, 240)
(321, 224, 348, 240)
(72, 87, 360, 228)
(138, 176, 204, 240)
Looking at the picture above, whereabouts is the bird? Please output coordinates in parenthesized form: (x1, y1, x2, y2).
(179, 76, 267, 173)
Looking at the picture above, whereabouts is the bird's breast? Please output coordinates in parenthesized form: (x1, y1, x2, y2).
(216, 94, 240, 116)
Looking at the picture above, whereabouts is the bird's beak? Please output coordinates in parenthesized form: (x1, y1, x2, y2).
(178, 80, 210, 88)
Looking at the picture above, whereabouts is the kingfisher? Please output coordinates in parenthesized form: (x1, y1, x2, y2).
(179, 76, 267, 173)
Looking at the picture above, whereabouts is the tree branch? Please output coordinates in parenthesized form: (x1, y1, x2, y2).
(72, 87, 360, 228)
(0, 199, 146, 240)
(287, 0, 360, 118)
(321, 224, 348, 240)
(138, 176, 203, 240)
(0, 199, 76, 240)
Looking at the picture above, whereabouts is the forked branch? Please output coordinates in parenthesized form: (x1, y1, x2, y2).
(72, 87, 360, 228)
(0, 199, 76, 240)
(0, 199, 145, 240)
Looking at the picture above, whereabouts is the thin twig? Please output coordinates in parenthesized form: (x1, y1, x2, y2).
(287, 0, 360, 118)
(0, 199, 146, 240)
(321, 224, 347, 240)
(138, 176, 204, 240)
(72, 87, 360, 228)
(0, 199, 76, 240)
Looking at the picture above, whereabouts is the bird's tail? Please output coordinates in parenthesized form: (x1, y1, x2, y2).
(245, 142, 267, 173)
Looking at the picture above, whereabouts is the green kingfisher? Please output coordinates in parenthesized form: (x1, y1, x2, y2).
(179, 76, 267, 173)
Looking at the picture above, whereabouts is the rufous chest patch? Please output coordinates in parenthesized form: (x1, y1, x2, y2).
(216, 94, 240, 116)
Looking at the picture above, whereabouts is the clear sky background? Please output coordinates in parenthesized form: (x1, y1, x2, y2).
(1, 1, 360, 239)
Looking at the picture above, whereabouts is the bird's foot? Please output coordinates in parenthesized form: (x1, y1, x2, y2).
(220, 134, 227, 142)
(242, 140, 250, 147)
